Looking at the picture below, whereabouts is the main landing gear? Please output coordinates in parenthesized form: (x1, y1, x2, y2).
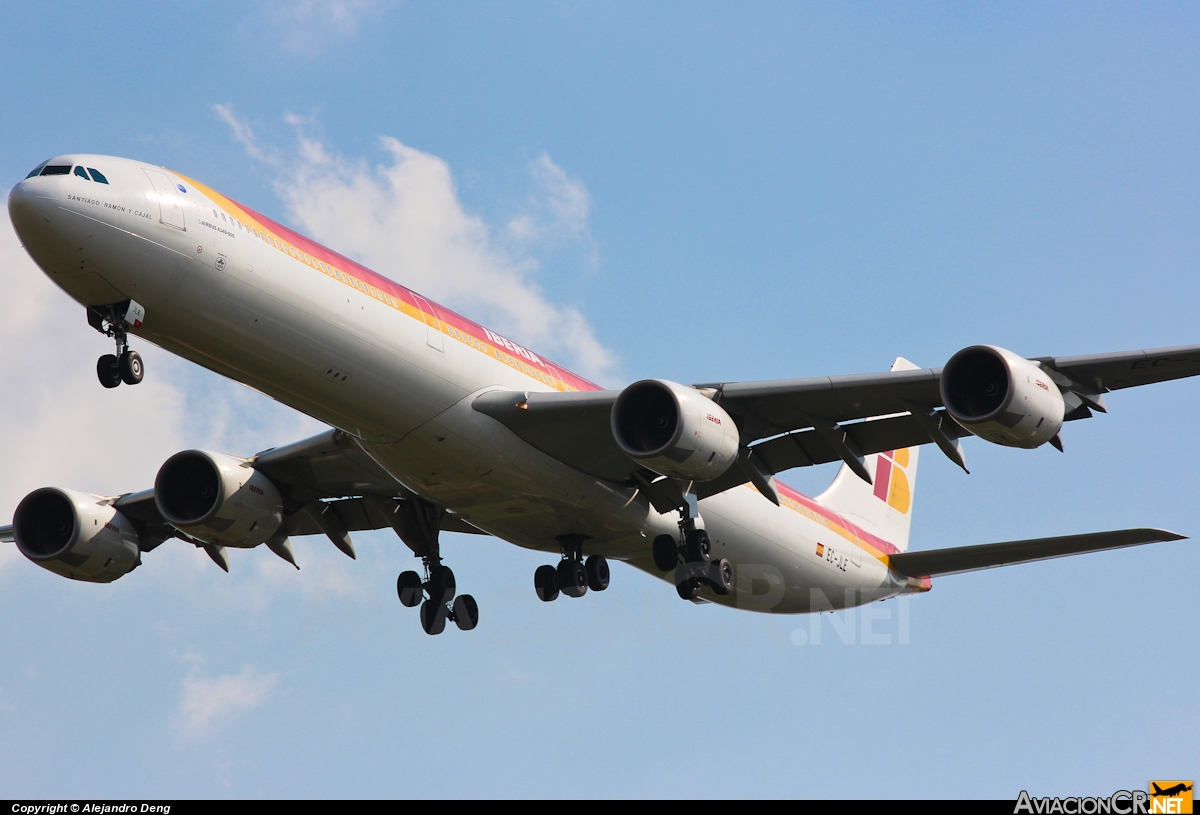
(88, 300, 145, 389)
(397, 563, 478, 635)
(652, 512, 734, 602)
(534, 535, 610, 602)
(385, 495, 478, 636)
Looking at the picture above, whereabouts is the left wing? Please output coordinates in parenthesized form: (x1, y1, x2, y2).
(474, 344, 1200, 503)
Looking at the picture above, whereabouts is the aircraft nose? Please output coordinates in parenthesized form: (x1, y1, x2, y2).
(7, 180, 60, 236)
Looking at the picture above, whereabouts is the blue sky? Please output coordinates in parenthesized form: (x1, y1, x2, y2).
(0, 1, 1197, 798)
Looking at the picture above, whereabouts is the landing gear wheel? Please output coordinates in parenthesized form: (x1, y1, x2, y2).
(452, 595, 479, 630)
(686, 529, 712, 563)
(396, 570, 424, 607)
(585, 555, 610, 592)
(652, 534, 678, 572)
(428, 566, 456, 604)
(534, 564, 560, 602)
(118, 350, 144, 385)
(97, 354, 121, 389)
(676, 577, 702, 601)
(708, 558, 734, 596)
(556, 559, 588, 598)
(420, 598, 447, 635)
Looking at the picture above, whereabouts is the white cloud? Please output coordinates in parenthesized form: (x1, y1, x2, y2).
(508, 153, 593, 249)
(216, 107, 617, 381)
(175, 663, 279, 741)
(268, 0, 393, 53)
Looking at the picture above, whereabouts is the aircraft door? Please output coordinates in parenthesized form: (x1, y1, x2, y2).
(142, 170, 186, 230)
(412, 294, 445, 352)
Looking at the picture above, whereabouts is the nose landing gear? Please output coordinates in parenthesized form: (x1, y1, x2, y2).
(88, 300, 146, 388)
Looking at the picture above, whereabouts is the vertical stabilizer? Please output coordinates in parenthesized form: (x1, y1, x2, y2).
(814, 357, 921, 552)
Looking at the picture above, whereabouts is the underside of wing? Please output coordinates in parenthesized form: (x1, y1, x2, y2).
(112, 428, 486, 554)
(887, 528, 1186, 578)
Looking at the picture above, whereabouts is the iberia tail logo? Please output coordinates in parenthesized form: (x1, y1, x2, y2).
(873, 449, 911, 514)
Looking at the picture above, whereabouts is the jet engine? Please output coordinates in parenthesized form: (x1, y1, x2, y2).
(154, 450, 283, 548)
(12, 487, 141, 583)
(940, 345, 1065, 448)
(611, 379, 739, 480)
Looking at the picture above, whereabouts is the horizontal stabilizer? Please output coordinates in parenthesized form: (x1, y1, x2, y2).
(888, 528, 1186, 578)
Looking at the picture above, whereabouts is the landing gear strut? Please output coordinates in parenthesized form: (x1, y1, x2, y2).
(88, 300, 145, 388)
(534, 535, 609, 602)
(384, 495, 478, 635)
(397, 562, 478, 634)
(651, 492, 733, 601)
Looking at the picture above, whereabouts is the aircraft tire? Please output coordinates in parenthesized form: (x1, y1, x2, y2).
(708, 558, 734, 596)
(686, 529, 712, 563)
(118, 350, 144, 385)
(420, 598, 447, 635)
(97, 354, 121, 388)
(534, 564, 559, 602)
(676, 577, 701, 601)
(557, 559, 588, 598)
(453, 595, 479, 631)
(428, 566, 456, 604)
(396, 570, 423, 607)
(585, 555, 609, 591)
(651, 535, 677, 572)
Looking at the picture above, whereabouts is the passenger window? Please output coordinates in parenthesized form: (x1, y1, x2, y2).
(74, 166, 91, 180)
(87, 168, 109, 184)
(26, 162, 48, 178)
(40, 165, 72, 176)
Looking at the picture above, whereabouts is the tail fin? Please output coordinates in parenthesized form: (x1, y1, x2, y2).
(815, 357, 921, 552)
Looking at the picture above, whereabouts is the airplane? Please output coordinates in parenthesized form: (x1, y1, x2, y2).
(1, 153, 1196, 635)
(1152, 784, 1193, 798)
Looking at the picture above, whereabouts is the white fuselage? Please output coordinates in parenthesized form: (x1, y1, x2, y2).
(8, 154, 922, 613)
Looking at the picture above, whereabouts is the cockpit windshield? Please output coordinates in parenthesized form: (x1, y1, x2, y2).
(25, 162, 108, 182)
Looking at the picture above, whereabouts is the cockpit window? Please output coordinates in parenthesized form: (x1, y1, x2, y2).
(87, 168, 109, 184)
(25, 162, 48, 179)
(39, 165, 72, 176)
(74, 166, 90, 180)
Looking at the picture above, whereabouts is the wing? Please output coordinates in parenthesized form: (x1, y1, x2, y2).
(887, 528, 1186, 578)
(475, 344, 1200, 501)
(108, 428, 484, 554)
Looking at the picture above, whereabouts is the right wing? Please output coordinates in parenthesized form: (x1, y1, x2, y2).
(108, 428, 484, 553)
(887, 528, 1186, 578)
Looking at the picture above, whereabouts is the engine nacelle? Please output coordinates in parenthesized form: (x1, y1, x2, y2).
(940, 345, 1065, 448)
(12, 488, 141, 583)
(154, 450, 283, 548)
(611, 379, 739, 480)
